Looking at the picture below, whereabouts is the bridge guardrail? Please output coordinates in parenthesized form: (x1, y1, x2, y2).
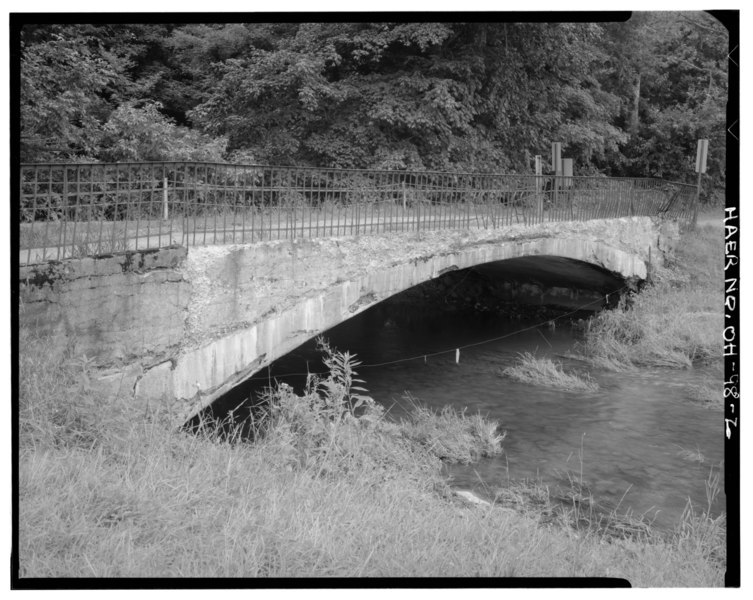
(19, 161, 697, 265)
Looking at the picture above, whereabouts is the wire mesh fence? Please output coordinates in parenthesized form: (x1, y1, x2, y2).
(19, 161, 698, 265)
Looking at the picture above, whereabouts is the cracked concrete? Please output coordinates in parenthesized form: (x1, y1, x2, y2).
(20, 247, 190, 367)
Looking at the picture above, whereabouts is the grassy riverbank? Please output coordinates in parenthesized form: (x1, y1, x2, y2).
(17, 333, 724, 584)
(577, 222, 723, 374)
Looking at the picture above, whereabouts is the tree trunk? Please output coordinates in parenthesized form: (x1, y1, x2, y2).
(629, 72, 641, 136)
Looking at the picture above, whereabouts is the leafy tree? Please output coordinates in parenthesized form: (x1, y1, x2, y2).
(598, 12, 728, 200)
(188, 22, 625, 172)
(18, 15, 729, 201)
(20, 26, 128, 160)
(99, 101, 227, 162)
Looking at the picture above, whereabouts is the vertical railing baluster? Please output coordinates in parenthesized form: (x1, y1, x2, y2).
(274, 168, 280, 241)
(185, 163, 192, 247)
(177, 163, 184, 248)
(20, 165, 27, 263)
(258, 167, 264, 242)
(166, 163, 173, 246)
(275, 169, 285, 239)
(64, 166, 76, 259)
(79, 165, 88, 253)
(132, 164, 141, 252)
(322, 170, 327, 237)
(25, 166, 35, 264)
(223, 164, 229, 244)
(248, 166, 254, 242)
(200, 164, 207, 246)
(235, 165, 241, 244)
(162, 162, 168, 243)
(303, 168, 309, 238)
(50, 167, 61, 260)
(144, 163, 152, 251)
(33, 165, 42, 263)
(188, 164, 195, 246)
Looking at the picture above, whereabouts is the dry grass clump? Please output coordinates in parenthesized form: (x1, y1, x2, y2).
(577, 224, 723, 371)
(686, 380, 722, 410)
(501, 352, 599, 392)
(397, 394, 506, 463)
(493, 477, 655, 543)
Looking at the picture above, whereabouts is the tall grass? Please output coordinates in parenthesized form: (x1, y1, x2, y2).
(397, 393, 506, 463)
(577, 224, 723, 371)
(17, 331, 724, 583)
(501, 352, 599, 392)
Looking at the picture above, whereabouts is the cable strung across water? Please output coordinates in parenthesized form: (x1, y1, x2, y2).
(238, 283, 631, 383)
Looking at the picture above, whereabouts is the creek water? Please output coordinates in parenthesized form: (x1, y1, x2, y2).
(214, 303, 724, 531)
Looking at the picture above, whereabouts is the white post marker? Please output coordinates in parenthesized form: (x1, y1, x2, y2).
(562, 157, 574, 218)
(551, 142, 562, 173)
(693, 139, 709, 229)
(551, 142, 562, 206)
(695, 138, 709, 174)
(562, 158, 573, 185)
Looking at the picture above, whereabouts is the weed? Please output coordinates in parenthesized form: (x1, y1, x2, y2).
(501, 352, 599, 391)
(71, 236, 129, 258)
(397, 394, 506, 464)
(19, 329, 143, 453)
(245, 340, 504, 477)
(672, 467, 726, 566)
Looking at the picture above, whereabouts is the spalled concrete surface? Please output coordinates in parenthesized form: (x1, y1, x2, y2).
(19, 217, 680, 424)
(19, 247, 189, 366)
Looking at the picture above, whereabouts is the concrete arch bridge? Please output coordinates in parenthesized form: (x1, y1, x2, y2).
(20, 215, 679, 423)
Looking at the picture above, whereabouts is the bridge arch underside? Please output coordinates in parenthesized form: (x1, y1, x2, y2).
(165, 236, 648, 421)
(462, 255, 626, 311)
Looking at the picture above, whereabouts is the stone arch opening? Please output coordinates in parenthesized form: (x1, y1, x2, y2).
(122, 218, 680, 425)
(187, 250, 633, 431)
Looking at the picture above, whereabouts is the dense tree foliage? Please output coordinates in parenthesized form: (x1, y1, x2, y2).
(19, 14, 729, 200)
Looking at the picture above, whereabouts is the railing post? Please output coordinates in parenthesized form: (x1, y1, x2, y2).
(692, 169, 702, 230)
(416, 193, 421, 238)
(163, 175, 169, 220)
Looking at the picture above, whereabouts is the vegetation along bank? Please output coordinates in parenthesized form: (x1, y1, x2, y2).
(18, 220, 725, 582)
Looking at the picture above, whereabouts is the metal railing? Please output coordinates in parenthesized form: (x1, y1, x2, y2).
(19, 161, 697, 265)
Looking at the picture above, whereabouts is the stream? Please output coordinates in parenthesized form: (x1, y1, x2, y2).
(210, 302, 724, 531)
